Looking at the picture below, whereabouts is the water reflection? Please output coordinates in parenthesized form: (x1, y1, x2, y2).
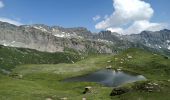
(63, 69, 146, 87)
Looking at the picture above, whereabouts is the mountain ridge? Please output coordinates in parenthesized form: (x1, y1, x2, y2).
(0, 21, 170, 55)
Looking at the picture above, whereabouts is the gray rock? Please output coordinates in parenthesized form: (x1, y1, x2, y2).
(0, 21, 115, 53)
(1, 21, 170, 55)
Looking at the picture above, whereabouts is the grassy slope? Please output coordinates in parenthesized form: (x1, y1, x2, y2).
(0, 45, 80, 71)
(108, 48, 170, 100)
(0, 55, 113, 100)
(0, 48, 170, 100)
(110, 48, 170, 80)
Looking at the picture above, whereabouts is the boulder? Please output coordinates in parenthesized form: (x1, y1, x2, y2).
(106, 65, 112, 69)
(83, 86, 92, 94)
(45, 98, 53, 100)
(134, 81, 161, 92)
(10, 73, 23, 79)
(110, 87, 129, 96)
(60, 97, 68, 100)
(107, 60, 111, 63)
(82, 98, 86, 100)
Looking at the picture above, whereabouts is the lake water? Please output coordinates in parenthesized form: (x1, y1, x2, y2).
(63, 69, 146, 87)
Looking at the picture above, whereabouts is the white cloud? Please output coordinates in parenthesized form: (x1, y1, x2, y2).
(0, 17, 23, 26)
(95, 0, 167, 34)
(0, 2, 23, 26)
(0, 1, 4, 8)
(93, 15, 101, 21)
(124, 20, 167, 34)
(107, 20, 167, 35)
(107, 27, 123, 34)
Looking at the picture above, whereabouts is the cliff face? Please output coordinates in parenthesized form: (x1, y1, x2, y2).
(0, 22, 113, 53)
(0, 21, 170, 55)
(123, 29, 170, 50)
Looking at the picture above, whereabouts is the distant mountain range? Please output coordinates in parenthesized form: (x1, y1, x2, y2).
(0, 21, 170, 55)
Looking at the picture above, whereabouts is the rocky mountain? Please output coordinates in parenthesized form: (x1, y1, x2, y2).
(0, 21, 114, 53)
(122, 29, 170, 55)
(0, 21, 170, 55)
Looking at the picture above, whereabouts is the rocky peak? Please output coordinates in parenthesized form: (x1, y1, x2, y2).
(0, 21, 115, 53)
(123, 29, 170, 52)
(1, 21, 170, 55)
(56, 27, 92, 38)
(98, 31, 112, 37)
(0, 21, 17, 29)
(160, 29, 170, 33)
(94, 31, 121, 42)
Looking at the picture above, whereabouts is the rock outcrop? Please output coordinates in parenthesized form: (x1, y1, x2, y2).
(0, 21, 170, 55)
(0, 21, 114, 53)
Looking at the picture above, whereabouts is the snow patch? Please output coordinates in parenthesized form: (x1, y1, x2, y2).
(3, 43, 8, 46)
(155, 44, 162, 49)
(54, 34, 65, 38)
(12, 41, 16, 43)
(33, 26, 48, 32)
(97, 39, 113, 44)
(52, 28, 60, 32)
(166, 40, 170, 43)
(54, 32, 72, 38)
(168, 46, 170, 50)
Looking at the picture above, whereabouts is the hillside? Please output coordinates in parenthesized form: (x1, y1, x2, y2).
(0, 48, 169, 100)
(0, 45, 81, 72)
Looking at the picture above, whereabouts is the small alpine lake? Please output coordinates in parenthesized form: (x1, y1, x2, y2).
(63, 69, 146, 87)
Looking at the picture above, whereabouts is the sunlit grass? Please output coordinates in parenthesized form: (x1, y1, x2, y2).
(0, 48, 170, 100)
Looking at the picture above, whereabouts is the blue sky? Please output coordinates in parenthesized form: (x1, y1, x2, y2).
(0, 0, 169, 33)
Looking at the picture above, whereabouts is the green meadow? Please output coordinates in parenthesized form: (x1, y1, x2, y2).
(0, 46, 170, 100)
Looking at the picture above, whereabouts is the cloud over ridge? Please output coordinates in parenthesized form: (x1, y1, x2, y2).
(0, 17, 23, 26)
(95, 0, 167, 34)
(0, 1, 23, 26)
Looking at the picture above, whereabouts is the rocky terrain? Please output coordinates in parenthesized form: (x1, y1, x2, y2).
(0, 22, 114, 53)
(122, 29, 170, 55)
(0, 21, 170, 55)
